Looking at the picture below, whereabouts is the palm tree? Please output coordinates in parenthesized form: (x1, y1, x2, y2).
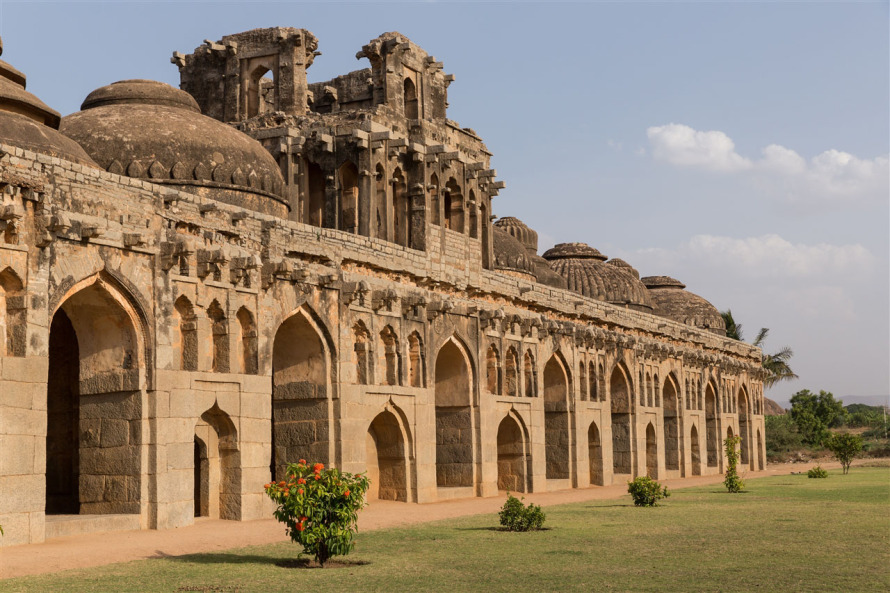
(721, 310, 798, 388)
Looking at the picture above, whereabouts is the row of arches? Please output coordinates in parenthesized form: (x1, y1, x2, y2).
(353, 322, 425, 388)
(172, 295, 258, 375)
(485, 344, 537, 398)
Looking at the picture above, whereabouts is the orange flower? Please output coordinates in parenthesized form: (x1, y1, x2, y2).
(313, 463, 324, 472)
(300, 516, 308, 522)
(298, 488, 304, 495)
(344, 490, 350, 497)
(263, 483, 270, 489)
(314, 474, 321, 480)
(296, 522, 304, 531)
(297, 478, 305, 484)
(279, 481, 286, 487)
(299, 459, 306, 465)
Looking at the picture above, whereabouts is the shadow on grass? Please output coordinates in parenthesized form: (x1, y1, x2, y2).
(453, 526, 552, 532)
(163, 552, 370, 570)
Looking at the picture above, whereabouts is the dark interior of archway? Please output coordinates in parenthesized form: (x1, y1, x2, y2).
(46, 309, 80, 515)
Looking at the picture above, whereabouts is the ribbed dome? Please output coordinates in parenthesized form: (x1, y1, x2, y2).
(543, 243, 653, 311)
(0, 38, 96, 167)
(494, 216, 538, 255)
(493, 227, 536, 279)
(530, 254, 567, 289)
(642, 276, 726, 335)
(606, 258, 640, 279)
(60, 79, 288, 217)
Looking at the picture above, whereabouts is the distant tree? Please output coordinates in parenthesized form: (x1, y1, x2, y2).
(825, 433, 863, 474)
(789, 389, 848, 446)
(720, 310, 798, 388)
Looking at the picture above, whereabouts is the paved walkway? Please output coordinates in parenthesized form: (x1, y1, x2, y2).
(0, 462, 835, 579)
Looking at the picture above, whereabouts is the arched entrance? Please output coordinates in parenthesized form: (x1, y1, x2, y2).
(610, 364, 634, 476)
(366, 410, 407, 501)
(496, 415, 527, 493)
(46, 277, 143, 515)
(588, 421, 603, 486)
(705, 383, 719, 468)
(193, 405, 240, 520)
(690, 424, 701, 476)
(738, 388, 751, 469)
(434, 338, 474, 488)
(662, 374, 682, 474)
(646, 423, 658, 478)
(271, 310, 330, 480)
(543, 354, 570, 480)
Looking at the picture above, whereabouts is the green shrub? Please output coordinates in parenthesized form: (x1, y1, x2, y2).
(765, 414, 804, 455)
(807, 465, 828, 479)
(723, 435, 745, 493)
(627, 476, 670, 507)
(825, 433, 863, 475)
(498, 493, 545, 531)
(264, 460, 369, 567)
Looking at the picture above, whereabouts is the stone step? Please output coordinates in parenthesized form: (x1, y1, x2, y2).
(45, 514, 142, 540)
(435, 486, 475, 501)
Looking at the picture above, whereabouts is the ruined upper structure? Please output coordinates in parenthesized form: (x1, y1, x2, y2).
(0, 29, 765, 548)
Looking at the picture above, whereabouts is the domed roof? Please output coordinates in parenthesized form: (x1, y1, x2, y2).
(543, 243, 654, 312)
(0, 37, 96, 167)
(494, 216, 538, 255)
(530, 254, 567, 289)
(60, 79, 288, 217)
(493, 227, 536, 278)
(606, 258, 640, 279)
(641, 276, 726, 335)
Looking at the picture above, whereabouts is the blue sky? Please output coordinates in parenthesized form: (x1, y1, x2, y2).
(2, 1, 887, 406)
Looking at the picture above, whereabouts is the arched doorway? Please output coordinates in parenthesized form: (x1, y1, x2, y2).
(543, 354, 570, 480)
(496, 415, 527, 493)
(610, 364, 634, 476)
(403, 77, 418, 119)
(690, 424, 701, 476)
(738, 388, 751, 469)
(663, 374, 682, 475)
(271, 311, 330, 480)
(434, 338, 474, 488)
(193, 405, 240, 520)
(46, 277, 143, 515)
(646, 423, 657, 478)
(705, 383, 719, 468)
(757, 429, 764, 470)
(588, 421, 603, 486)
(366, 410, 407, 501)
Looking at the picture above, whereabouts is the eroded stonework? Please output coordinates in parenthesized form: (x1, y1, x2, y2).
(0, 28, 766, 546)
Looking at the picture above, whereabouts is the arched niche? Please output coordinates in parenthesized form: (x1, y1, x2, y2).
(173, 295, 197, 371)
(543, 353, 570, 480)
(403, 77, 418, 119)
(0, 267, 26, 357)
(271, 309, 331, 480)
(588, 421, 603, 486)
(194, 404, 240, 520)
(366, 410, 408, 501)
(408, 331, 425, 388)
(662, 373, 682, 473)
(434, 337, 474, 488)
(46, 276, 145, 516)
(485, 344, 500, 394)
(610, 362, 634, 476)
(496, 413, 528, 493)
(392, 167, 409, 247)
(339, 161, 360, 234)
(236, 307, 257, 375)
(690, 424, 702, 476)
(737, 387, 751, 469)
(705, 383, 719, 468)
(646, 423, 658, 478)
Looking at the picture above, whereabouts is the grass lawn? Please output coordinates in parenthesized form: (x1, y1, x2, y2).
(2, 467, 888, 593)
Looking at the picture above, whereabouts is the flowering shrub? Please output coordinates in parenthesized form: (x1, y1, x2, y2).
(807, 465, 828, 479)
(264, 460, 369, 567)
(723, 435, 745, 493)
(498, 493, 545, 531)
(627, 476, 670, 506)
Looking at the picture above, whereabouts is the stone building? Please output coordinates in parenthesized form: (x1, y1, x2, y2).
(0, 28, 765, 546)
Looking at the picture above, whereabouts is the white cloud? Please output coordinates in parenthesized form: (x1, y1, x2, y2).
(633, 233, 875, 280)
(646, 123, 889, 204)
(647, 123, 752, 172)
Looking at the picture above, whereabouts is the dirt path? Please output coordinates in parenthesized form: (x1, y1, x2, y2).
(0, 462, 840, 579)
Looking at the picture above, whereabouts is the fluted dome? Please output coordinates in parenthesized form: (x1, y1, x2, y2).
(642, 276, 726, 335)
(543, 242, 654, 312)
(0, 38, 96, 167)
(606, 258, 640, 279)
(494, 216, 538, 255)
(60, 79, 287, 217)
(493, 227, 536, 279)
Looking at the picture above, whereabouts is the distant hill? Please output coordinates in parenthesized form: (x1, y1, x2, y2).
(763, 397, 785, 416)
(840, 395, 889, 408)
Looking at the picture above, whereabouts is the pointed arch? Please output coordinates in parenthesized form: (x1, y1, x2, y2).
(588, 360, 598, 402)
(705, 382, 719, 468)
(429, 173, 440, 226)
(434, 335, 475, 487)
(610, 361, 634, 475)
(588, 420, 603, 486)
(468, 190, 478, 239)
(174, 295, 197, 371)
(579, 358, 589, 401)
(194, 403, 240, 520)
(738, 386, 752, 469)
(505, 346, 519, 397)
(444, 177, 464, 233)
(543, 353, 571, 480)
(690, 424, 701, 476)
(757, 428, 764, 470)
(645, 423, 658, 478)
(271, 307, 333, 479)
(408, 331, 425, 388)
(375, 163, 387, 239)
(378, 325, 402, 386)
(392, 167, 409, 247)
(207, 300, 229, 373)
(236, 307, 258, 375)
(662, 373, 682, 473)
(523, 349, 537, 398)
(352, 320, 371, 385)
(403, 77, 418, 119)
(0, 267, 26, 357)
(338, 160, 360, 234)
(496, 413, 528, 493)
(305, 160, 325, 228)
(367, 409, 408, 501)
(485, 343, 501, 394)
